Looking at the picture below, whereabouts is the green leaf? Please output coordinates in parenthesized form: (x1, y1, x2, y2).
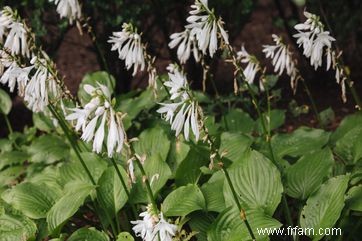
(201, 171, 225, 212)
(223, 150, 283, 215)
(207, 207, 281, 241)
(334, 125, 362, 164)
(133, 126, 171, 162)
(219, 132, 252, 163)
(32, 112, 56, 132)
(345, 185, 362, 212)
(97, 165, 130, 220)
(175, 147, 209, 186)
(285, 149, 334, 200)
(0, 151, 29, 170)
(256, 109, 285, 133)
(221, 109, 255, 133)
(59, 152, 107, 185)
(2, 182, 61, 219)
(0, 88, 12, 115)
(0, 213, 37, 241)
(188, 212, 215, 241)
(330, 111, 362, 144)
(47, 182, 95, 233)
(162, 184, 206, 216)
(271, 127, 330, 158)
(300, 175, 350, 241)
(166, 138, 190, 174)
(78, 71, 115, 106)
(27, 134, 70, 164)
(319, 107, 335, 127)
(116, 232, 135, 241)
(0, 166, 24, 188)
(67, 227, 109, 241)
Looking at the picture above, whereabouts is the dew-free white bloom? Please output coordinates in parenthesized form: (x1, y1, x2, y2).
(66, 83, 126, 157)
(0, 61, 32, 94)
(237, 46, 260, 85)
(50, 0, 81, 23)
(157, 65, 201, 141)
(152, 213, 177, 241)
(4, 22, 29, 57)
(263, 34, 298, 91)
(109, 23, 145, 76)
(293, 11, 335, 70)
(169, 29, 200, 63)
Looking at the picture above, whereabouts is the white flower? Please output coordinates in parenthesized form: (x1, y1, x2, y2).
(0, 7, 13, 43)
(50, 0, 82, 23)
(293, 11, 335, 70)
(108, 23, 145, 76)
(152, 213, 177, 241)
(0, 61, 32, 94)
(169, 29, 200, 63)
(66, 83, 126, 156)
(4, 22, 29, 57)
(237, 46, 260, 84)
(157, 65, 201, 141)
(131, 206, 158, 241)
(263, 34, 298, 91)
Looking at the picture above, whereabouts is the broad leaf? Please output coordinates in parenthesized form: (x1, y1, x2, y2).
(330, 111, 362, 144)
(221, 109, 255, 133)
(345, 185, 362, 212)
(0, 213, 37, 241)
(27, 134, 70, 164)
(300, 175, 350, 241)
(223, 150, 283, 215)
(67, 227, 109, 241)
(207, 207, 281, 241)
(334, 125, 362, 164)
(97, 165, 130, 220)
(188, 212, 215, 241)
(219, 132, 252, 163)
(116, 232, 135, 241)
(47, 182, 94, 233)
(0, 88, 12, 115)
(201, 171, 225, 212)
(2, 182, 61, 219)
(285, 148, 334, 200)
(256, 109, 285, 133)
(32, 112, 56, 132)
(0, 151, 29, 170)
(162, 184, 205, 216)
(166, 138, 190, 174)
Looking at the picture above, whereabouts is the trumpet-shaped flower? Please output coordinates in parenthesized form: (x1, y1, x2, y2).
(157, 64, 201, 141)
(108, 23, 145, 76)
(4, 22, 29, 57)
(293, 11, 335, 70)
(263, 34, 298, 91)
(152, 213, 178, 241)
(50, 0, 82, 23)
(237, 46, 260, 85)
(169, 29, 200, 63)
(66, 83, 126, 157)
(0, 61, 32, 94)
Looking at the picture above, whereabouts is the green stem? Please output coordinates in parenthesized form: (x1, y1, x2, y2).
(301, 79, 321, 124)
(3, 114, 13, 134)
(134, 157, 158, 214)
(223, 167, 256, 241)
(110, 157, 138, 219)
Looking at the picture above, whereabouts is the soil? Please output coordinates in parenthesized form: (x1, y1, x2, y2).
(1, 0, 361, 137)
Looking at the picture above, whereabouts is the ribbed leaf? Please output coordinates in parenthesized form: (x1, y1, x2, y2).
(166, 138, 190, 174)
(207, 207, 281, 241)
(330, 111, 362, 144)
(219, 132, 252, 163)
(133, 126, 171, 162)
(300, 175, 350, 241)
(0, 213, 36, 241)
(67, 227, 109, 241)
(256, 109, 285, 133)
(2, 182, 61, 219)
(223, 150, 283, 215)
(0, 151, 29, 170)
(345, 185, 362, 212)
(221, 109, 255, 133)
(162, 184, 205, 216)
(201, 171, 225, 212)
(285, 148, 334, 200)
(47, 182, 94, 233)
(97, 165, 130, 220)
(271, 127, 330, 158)
(334, 125, 362, 164)
(116, 232, 135, 241)
(188, 212, 215, 241)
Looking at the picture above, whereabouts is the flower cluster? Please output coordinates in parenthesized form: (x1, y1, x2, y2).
(109, 23, 145, 76)
(66, 83, 126, 157)
(49, 0, 82, 24)
(131, 205, 177, 241)
(157, 64, 201, 141)
(169, 0, 229, 63)
(263, 34, 299, 92)
(237, 46, 261, 85)
(293, 11, 335, 70)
